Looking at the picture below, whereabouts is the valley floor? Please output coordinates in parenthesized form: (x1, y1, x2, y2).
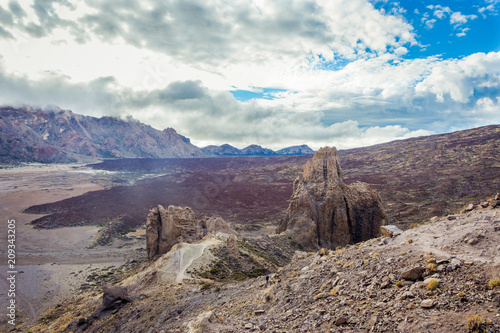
(0, 164, 146, 330)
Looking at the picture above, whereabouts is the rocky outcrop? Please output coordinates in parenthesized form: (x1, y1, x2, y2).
(146, 205, 235, 260)
(276, 147, 386, 249)
(66, 285, 132, 332)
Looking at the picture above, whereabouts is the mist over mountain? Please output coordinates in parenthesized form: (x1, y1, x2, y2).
(0, 107, 314, 163)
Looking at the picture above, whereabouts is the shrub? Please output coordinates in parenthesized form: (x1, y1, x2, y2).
(466, 315, 483, 332)
(407, 238, 413, 244)
(201, 283, 212, 291)
(426, 279, 439, 290)
(488, 278, 500, 289)
(427, 258, 436, 263)
(395, 281, 403, 288)
(330, 287, 339, 296)
(427, 264, 436, 272)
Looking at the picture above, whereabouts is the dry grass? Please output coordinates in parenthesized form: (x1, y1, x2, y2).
(488, 278, 500, 289)
(466, 315, 483, 332)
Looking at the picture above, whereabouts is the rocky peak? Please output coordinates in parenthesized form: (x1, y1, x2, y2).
(276, 146, 386, 249)
(302, 146, 343, 185)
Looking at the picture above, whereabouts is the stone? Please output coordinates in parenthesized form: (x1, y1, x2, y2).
(401, 291, 415, 299)
(420, 299, 435, 308)
(146, 205, 236, 260)
(101, 284, 132, 310)
(276, 147, 386, 249)
(379, 237, 391, 246)
(255, 310, 265, 315)
(401, 267, 424, 281)
(335, 317, 347, 326)
(490, 200, 499, 209)
(447, 215, 459, 220)
(461, 203, 475, 213)
(481, 201, 490, 208)
(380, 225, 402, 238)
(184, 311, 214, 333)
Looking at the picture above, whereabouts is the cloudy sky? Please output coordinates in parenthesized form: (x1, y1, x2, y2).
(0, 0, 499, 149)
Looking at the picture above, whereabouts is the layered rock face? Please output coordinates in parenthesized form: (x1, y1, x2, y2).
(146, 205, 235, 260)
(276, 147, 386, 249)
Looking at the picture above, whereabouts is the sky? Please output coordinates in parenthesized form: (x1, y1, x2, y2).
(0, 0, 499, 150)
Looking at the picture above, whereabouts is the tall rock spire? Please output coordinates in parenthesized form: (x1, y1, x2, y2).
(276, 147, 386, 249)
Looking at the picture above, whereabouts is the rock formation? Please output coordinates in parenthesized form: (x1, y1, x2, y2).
(276, 147, 386, 249)
(146, 205, 235, 260)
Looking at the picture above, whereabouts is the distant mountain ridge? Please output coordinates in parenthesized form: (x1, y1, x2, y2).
(201, 143, 314, 156)
(0, 107, 315, 163)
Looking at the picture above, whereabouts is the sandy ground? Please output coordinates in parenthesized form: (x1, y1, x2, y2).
(0, 163, 147, 328)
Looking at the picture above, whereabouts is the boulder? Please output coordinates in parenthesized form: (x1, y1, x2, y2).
(102, 284, 132, 310)
(401, 267, 424, 281)
(420, 299, 435, 308)
(380, 225, 402, 238)
(276, 147, 386, 249)
(146, 205, 236, 260)
(461, 203, 475, 213)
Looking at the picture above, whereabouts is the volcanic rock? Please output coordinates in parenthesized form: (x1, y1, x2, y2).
(276, 147, 386, 249)
(401, 267, 424, 281)
(146, 205, 235, 260)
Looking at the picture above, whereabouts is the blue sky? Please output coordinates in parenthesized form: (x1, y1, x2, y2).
(0, 0, 498, 149)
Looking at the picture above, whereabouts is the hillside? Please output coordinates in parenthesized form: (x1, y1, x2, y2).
(26, 202, 500, 332)
(338, 125, 500, 228)
(0, 107, 205, 162)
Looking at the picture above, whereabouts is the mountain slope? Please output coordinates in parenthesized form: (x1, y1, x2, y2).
(202, 143, 315, 156)
(27, 203, 500, 333)
(0, 107, 206, 163)
(276, 144, 315, 155)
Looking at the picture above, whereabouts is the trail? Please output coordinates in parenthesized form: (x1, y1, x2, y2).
(156, 239, 220, 283)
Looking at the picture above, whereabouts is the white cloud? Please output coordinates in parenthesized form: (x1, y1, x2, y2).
(450, 12, 477, 25)
(0, 0, 416, 86)
(427, 5, 452, 19)
(424, 4, 478, 36)
(478, 0, 499, 18)
(456, 27, 470, 37)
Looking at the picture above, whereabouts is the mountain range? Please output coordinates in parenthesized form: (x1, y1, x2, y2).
(0, 107, 314, 163)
